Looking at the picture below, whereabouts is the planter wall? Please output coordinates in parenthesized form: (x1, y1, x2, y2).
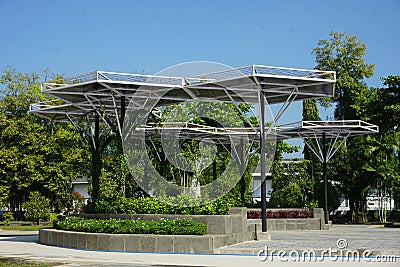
(39, 207, 327, 253)
(247, 218, 322, 231)
(246, 208, 324, 231)
(78, 207, 248, 236)
(39, 207, 254, 253)
(40, 229, 229, 253)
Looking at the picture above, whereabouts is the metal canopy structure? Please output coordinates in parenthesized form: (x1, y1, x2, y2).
(30, 64, 345, 233)
(276, 120, 379, 224)
(124, 120, 378, 146)
(30, 65, 336, 124)
(276, 120, 379, 162)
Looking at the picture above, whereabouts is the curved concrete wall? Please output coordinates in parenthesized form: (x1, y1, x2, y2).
(39, 229, 222, 253)
(39, 207, 253, 253)
(39, 208, 325, 253)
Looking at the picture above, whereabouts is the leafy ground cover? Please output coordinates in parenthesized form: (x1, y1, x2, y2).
(84, 195, 236, 215)
(54, 217, 207, 235)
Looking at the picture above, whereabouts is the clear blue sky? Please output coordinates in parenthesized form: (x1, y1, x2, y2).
(1, 0, 399, 156)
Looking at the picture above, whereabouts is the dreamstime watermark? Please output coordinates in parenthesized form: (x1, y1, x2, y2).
(122, 61, 276, 206)
(257, 238, 398, 263)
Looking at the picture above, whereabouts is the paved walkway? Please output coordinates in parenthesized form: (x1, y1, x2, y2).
(0, 229, 38, 236)
(0, 225, 399, 266)
(217, 224, 400, 256)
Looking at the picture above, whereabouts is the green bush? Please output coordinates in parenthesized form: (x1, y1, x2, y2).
(303, 200, 319, 209)
(388, 210, 400, 222)
(49, 213, 59, 226)
(84, 195, 236, 215)
(269, 184, 304, 208)
(54, 217, 207, 235)
(22, 191, 52, 224)
(316, 182, 340, 213)
(2, 212, 14, 226)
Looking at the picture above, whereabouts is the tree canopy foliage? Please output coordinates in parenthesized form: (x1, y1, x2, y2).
(313, 31, 375, 119)
(0, 68, 87, 213)
(311, 32, 399, 222)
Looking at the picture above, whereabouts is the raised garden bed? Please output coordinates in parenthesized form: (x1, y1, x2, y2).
(40, 207, 253, 253)
(54, 217, 207, 235)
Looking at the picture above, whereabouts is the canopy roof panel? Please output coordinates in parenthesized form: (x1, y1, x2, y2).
(275, 120, 379, 139)
(32, 65, 335, 122)
(126, 120, 379, 144)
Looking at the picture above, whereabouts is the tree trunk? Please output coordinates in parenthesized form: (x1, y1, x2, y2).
(90, 148, 102, 201)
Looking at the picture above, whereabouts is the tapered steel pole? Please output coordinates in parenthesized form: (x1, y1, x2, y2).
(322, 132, 329, 224)
(259, 90, 267, 232)
(120, 96, 126, 129)
(239, 137, 246, 206)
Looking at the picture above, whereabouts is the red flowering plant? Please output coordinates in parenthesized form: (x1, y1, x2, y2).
(69, 191, 86, 214)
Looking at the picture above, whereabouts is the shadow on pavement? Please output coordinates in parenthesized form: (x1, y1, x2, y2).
(0, 235, 38, 243)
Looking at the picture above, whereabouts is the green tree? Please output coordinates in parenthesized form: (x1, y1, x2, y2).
(315, 181, 340, 214)
(269, 141, 315, 208)
(312, 31, 375, 119)
(312, 32, 377, 221)
(355, 76, 400, 221)
(71, 113, 115, 201)
(145, 101, 258, 205)
(22, 191, 52, 224)
(0, 67, 47, 118)
(0, 68, 87, 213)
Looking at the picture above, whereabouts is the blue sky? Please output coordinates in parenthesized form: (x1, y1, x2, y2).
(1, 0, 399, 156)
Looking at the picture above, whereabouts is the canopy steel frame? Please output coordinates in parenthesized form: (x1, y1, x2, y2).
(32, 65, 335, 122)
(276, 120, 379, 224)
(30, 64, 338, 233)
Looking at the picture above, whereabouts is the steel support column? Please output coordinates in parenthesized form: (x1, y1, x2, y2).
(322, 132, 329, 224)
(213, 160, 217, 193)
(259, 90, 267, 232)
(120, 95, 126, 129)
(95, 113, 100, 143)
(239, 137, 245, 206)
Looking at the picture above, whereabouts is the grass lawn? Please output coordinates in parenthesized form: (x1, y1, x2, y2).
(0, 259, 56, 266)
(0, 225, 48, 231)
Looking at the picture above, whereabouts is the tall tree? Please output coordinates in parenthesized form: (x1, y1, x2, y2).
(312, 31, 375, 119)
(0, 68, 86, 213)
(269, 141, 316, 208)
(359, 76, 400, 220)
(312, 32, 376, 221)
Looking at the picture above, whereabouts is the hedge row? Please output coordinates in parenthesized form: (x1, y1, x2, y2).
(247, 209, 312, 219)
(54, 217, 207, 235)
(84, 195, 238, 215)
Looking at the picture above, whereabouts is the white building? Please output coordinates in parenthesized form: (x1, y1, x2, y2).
(71, 177, 90, 200)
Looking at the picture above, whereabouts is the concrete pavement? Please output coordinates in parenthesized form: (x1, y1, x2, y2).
(0, 225, 399, 266)
(0, 230, 38, 236)
(217, 224, 400, 256)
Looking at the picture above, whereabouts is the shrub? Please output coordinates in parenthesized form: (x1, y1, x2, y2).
(49, 213, 59, 226)
(2, 212, 14, 226)
(269, 184, 304, 208)
(388, 210, 400, 222)
(303, 200, 319, 209)
(22, 191, 52, 224)
(316, 182, 340, 213)
(247, 209, 312, 219)
(54, 217, 207, 235)
(84, 195, 235, 215)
